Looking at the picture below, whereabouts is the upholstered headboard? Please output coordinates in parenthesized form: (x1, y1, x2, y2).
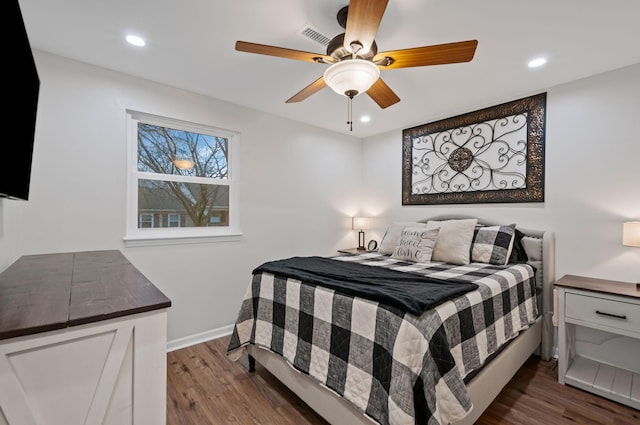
(417, 215, 556, 361)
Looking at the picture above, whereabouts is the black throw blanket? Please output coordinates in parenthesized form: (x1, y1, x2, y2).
(253, 256, 478, 316)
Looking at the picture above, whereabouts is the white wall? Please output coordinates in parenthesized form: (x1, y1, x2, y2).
(0, 201, 23, 272)
(0, 51, 363, 344)
(361, 63, 640, 283)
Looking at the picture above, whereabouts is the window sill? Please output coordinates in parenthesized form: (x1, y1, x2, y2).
(123, 232, 243, 247)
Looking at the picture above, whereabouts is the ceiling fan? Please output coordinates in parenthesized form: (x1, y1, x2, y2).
(235, 0, 477, 127)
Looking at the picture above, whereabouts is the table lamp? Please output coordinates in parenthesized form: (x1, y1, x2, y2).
(352, 217, 369, 251)
(623, 222, 640, 248)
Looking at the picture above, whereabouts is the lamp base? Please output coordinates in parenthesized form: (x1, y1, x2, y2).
(358, 230, 365, 250)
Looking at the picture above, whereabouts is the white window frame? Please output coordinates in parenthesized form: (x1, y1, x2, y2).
(124, 110, 241, 247)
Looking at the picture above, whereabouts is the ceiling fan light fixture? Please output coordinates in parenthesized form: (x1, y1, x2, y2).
(172, 155, 195, 170)
(323, 59, 380, 97)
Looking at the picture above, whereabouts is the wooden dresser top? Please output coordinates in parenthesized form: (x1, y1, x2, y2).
(0, 250, 171, 341)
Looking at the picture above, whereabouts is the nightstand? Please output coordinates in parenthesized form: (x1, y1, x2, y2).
(555, 274, 640, 409)
(337, 248, 368, 254)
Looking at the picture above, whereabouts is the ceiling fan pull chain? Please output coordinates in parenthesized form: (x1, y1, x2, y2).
(347, 96, 353, 131)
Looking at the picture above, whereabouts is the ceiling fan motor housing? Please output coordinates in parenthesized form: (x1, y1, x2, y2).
(327, 33, 377, 61)
(337, 5, 349, 29)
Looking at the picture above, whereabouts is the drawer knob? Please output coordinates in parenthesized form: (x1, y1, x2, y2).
(595, 310, 627, 320)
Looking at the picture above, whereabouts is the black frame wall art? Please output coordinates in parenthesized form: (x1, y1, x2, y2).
(402, 93, 546, 205)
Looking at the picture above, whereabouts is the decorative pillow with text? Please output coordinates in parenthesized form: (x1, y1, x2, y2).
(391, 227, 440, 263)
(378, 222, 427, 255)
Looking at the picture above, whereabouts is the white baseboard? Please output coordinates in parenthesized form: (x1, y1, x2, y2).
(166, 324, 234, 352)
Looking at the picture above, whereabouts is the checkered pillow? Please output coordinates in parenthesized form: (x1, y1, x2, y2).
(471, 224, 516, 265)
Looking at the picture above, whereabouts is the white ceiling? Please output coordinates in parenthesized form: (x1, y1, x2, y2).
(19, 0, 640, 138)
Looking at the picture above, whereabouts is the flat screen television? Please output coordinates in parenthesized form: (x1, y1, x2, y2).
(2, 0, 40, 200)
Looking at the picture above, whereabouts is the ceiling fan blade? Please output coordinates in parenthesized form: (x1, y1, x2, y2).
(236, 41, 332, 64)
(286, 77, 327, 103)
(344, 0, 389, 55)
(374, 40, 478, 69)
(367, 78, 400, 109)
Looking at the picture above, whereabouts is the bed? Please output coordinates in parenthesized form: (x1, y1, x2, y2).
(227, 217, 555, 425)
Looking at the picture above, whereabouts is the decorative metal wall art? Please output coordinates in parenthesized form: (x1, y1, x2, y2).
(402, 93, 546, 205)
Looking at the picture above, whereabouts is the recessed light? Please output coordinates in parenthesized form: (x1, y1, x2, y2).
(528, 57, 546, 68)
(126, 34, 146, 47)
(360, 116, 371, 123)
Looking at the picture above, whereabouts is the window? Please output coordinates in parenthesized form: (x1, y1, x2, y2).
(167, 213, 181, 228)
(125, 110, 241, 246)
(139, 213, 154, 228)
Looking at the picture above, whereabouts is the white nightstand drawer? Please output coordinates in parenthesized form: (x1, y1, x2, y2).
(565, 292, 640, 335)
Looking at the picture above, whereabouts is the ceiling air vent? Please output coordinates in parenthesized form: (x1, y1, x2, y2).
(296, 24, 330, 47)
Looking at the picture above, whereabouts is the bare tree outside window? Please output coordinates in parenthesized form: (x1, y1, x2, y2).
(136, 123, 230, 228)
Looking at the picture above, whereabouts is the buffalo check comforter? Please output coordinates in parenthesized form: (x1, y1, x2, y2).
(226, 252, 538, 425)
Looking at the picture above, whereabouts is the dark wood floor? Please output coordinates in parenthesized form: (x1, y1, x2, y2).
(167, 336, 640, 425)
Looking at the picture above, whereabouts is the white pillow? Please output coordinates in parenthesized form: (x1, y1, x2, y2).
(425, 219, 478, 265)
(391, 227, 440, 263)
(378, 222, 427, 255)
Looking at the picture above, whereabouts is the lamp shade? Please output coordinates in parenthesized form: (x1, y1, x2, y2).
(623, 221, 640, 247)
(352, 216, 369, 230)
(323, 59, 380, 97)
